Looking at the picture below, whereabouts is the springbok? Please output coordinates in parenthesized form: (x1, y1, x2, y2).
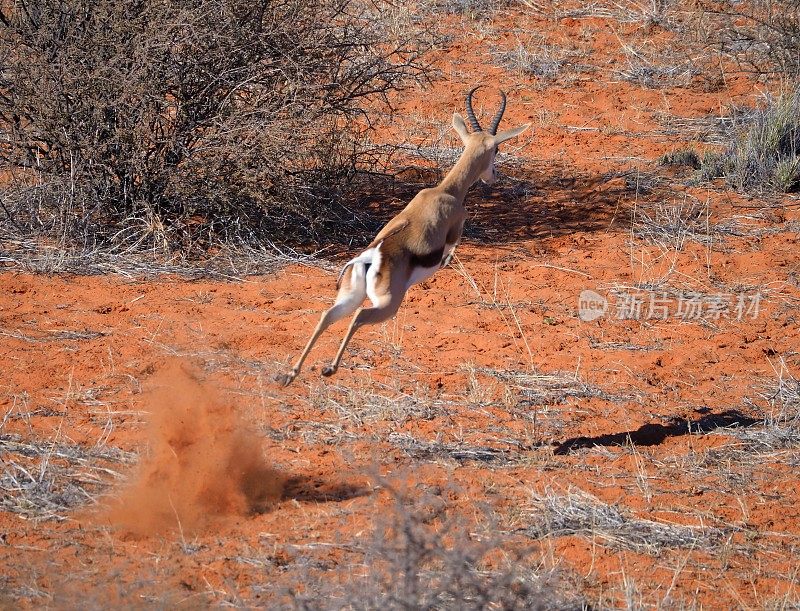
(277, 87, 530, 386)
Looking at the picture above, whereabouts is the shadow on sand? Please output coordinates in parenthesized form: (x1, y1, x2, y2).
(553, 409, 762, 455)
(329, 165, 653, 255)
(282, 475, 373, 503)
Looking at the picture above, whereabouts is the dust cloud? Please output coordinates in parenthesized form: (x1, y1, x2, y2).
(104, 360, 284, 535)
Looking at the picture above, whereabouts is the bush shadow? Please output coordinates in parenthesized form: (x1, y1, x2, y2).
(336, 166, 654, 255)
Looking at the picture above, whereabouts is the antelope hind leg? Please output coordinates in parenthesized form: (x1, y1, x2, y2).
(277, 263, 367, 386)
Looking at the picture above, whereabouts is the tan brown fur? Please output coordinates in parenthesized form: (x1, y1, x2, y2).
(277, 88, 530, 385)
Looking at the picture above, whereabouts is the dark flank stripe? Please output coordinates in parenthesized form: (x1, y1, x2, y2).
(409, 247, 444, 269)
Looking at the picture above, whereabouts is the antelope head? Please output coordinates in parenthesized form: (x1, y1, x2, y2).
(451, 86, 531, 184)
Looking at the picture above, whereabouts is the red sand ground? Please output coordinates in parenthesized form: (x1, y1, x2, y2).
(2, 4, 800, 608)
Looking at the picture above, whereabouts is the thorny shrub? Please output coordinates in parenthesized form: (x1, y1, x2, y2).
(0, 0, 435, 250)
(697, 0, 800, 80)
(289, 484, 584, 610)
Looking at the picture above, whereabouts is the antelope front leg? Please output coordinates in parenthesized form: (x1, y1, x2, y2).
(441, 241, 460, 268)
(441, 219, 464, 268)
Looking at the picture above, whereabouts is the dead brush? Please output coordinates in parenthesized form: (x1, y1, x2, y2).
(631, 195, 711, 252)
(476, 367, 636, 406)
(730, 361, 800, 452)
(0, 0, 437, 251)
(0, 434, 134, 521)
(532, 0, 676, 25)
(290, 482, 585, 610)
(763, 364, 800, 421)
(746, 360, 800, 426)
(710, 216, 800, 239)
(589, 338, 661, 352)
(653, 112, 735, 147)
(264, 420, 361, 447)
(693, 0, 800, 79)
(388, 432, 515, 464)
(714, 427, 800, 456)
(616, 42, 700, 89)
(492, 37, 591, 86)
(605, 168, 665, 197)
(426, 0, 507, 18)
(0, 231, 324, 278)
(0, 327, 106, 344)
(311, 381, 443, 427)
(526, 487, 728, 554)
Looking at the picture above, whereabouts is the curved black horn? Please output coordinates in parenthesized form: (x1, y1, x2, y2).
(465, 86, 483, 132)
(488, 90, 507, 135)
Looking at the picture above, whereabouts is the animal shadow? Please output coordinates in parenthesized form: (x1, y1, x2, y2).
(282, 475, 373, 503)
(553, 409, 762, 455)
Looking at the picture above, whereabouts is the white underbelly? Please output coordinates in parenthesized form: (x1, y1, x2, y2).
(406, 263, 440, 289)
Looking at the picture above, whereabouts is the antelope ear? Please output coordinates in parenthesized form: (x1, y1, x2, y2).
(493, 123, 531, 145)
(452, 113, 470, 145)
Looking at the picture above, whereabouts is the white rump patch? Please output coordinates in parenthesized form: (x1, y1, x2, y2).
(344, 247, 377, 269)
(338, 246, 378, 286)
(365, 244, 384, 306)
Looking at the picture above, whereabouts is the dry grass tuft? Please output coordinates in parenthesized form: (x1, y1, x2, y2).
(312, 382, 443, 427)
(493, 38, 593, 86)
(631, 195, 711, 251)
(700, 89, 800, 193)
(727, 364, 800, 452)
(0, 434, 134, 521)
(0, 233, 327, 278)
(617, 43, 699, 89)
(388, 432, 514, 464)
(758, 364, 800, 425)
(478, 367, 636, 406)
(526, 487, 728, 554)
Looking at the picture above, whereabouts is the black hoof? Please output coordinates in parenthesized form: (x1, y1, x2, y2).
(321, 366, 336, 377)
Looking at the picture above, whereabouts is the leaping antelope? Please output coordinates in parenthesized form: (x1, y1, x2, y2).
(277, 87, 530, 386)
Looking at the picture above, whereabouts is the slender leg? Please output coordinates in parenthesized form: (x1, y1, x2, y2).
(321, 301, 402, 377)
(442, 219, 464, 268)
(277, 265, 366, 386)
(441, 241, 459, 268)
